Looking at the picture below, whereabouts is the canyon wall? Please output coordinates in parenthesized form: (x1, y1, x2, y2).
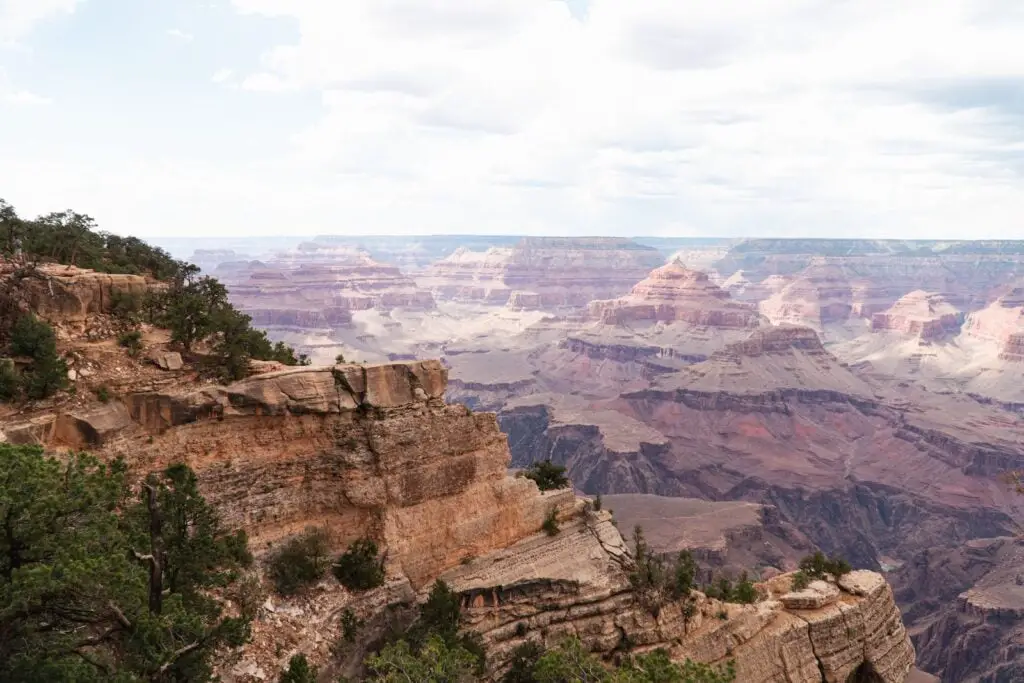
(422, 237, 665, 308)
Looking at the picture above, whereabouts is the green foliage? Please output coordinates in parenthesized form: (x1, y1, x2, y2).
(95, 385, 111, 403)
(0, 445, 251, 682)
(335, 352, 346, 364)
(799, 551, 852, 580)
(118, 329, 143, 355)
(341, 608, 364, 643)
(279, 653, 318, 683)
(791, 571, 811, 590)
(0, 199, 180, 279)
(0, 358, 18, 401)
(2, 314, 66, 401)
(732, 572, 759, 604)
(524, 459, 570, 491)
(333, 537, 385, 591)
(629, 526, 697, 614)
(542, 508, 560, 536)
(268, 527, 331, 596)
(366, 635, 479, 683)
(504, 641, 545, 683)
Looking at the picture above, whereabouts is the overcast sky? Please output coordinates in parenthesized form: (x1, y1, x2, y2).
(1, 0, 1024, 239)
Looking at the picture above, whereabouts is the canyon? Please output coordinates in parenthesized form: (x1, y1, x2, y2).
(21, 234, 1024, 682)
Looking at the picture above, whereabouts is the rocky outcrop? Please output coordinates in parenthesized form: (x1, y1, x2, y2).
(218, 244, 434, 332)
(758, 263, 855, 330)
(421, 237, 665, 308)
(588, 261, 762, 327)
(871, 291, 962, 340)
(1, 260, 159, 329)
(893, 537, 1024, 682)
(443, 514, 915, 682)
(963, 286, 1024, 362)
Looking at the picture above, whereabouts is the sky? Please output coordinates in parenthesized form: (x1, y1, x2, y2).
(1, 0, 1024, 239)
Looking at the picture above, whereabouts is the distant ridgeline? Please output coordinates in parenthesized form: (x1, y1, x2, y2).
(0, 198, 307, 391)
(725, 237, 1024, 256)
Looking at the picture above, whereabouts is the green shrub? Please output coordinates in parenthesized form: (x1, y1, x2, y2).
(10, 313, 57, 358)
(94, 385, 111, 403)
(0, 358, 19, 401)
(341, 608, 364, 643)
(523, 459, 569, 491)
(332, 537, 385, 591)
(118, 329, 143, 355)
(279, 653, 317, 683)
(268, 527, 331, 596)
(733, 571, 759, 604)
(799, 551, 853, 580)
(791, 570, 811, 590)
(542, 508, 560, 536)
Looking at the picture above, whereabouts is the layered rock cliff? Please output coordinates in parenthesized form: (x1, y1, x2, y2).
(870, 291, 962, 340)
(963, 286, 1024, 362)
(218, 243, 434, 333)
(0, 260, 160, 330)
(421, 237, 665, 308)
(588, 261, 762, 328)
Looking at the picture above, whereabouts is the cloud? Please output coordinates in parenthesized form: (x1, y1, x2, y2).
(166, 28, 194, 42)
(4, 90, 51, 105)
(0, 0, 83, 44)
(211, 68, 234, 84)
(7, 0, 1024, 238)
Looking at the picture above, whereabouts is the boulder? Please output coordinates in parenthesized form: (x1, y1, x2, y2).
(780, 579, 841, 609)
(149, 350, 183, 371)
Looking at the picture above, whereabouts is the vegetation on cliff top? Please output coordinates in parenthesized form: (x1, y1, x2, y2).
(0, 198, 307, 387)
(523, 459, 570, 491)
(0, 443, 252, 682)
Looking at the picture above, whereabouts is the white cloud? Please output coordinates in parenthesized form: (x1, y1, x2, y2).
(206, 0, 1024, 237)
(7, 0, 1024, 238)
(211, 68, 234, 84)
(166, 28, 194, 42)
(4, 89, 51, 104)
(0, 0, 83, 44)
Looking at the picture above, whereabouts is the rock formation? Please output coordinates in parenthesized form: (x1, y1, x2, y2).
(870, 291, 962, 340)
(588, 261, 762, 327)
(444, 512, 915, 682)
(963, 286, 1024, 361)
(0, 260, 159, 330)
(893, 536, 1024, 682)
(758, 263, 856, 330)
(218, 243, 434, 334)
(422, 237, 665, 308)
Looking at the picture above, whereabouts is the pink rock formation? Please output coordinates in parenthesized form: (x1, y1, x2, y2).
(422, 237, 665, 308)
(588, 261, 762, 327)
(870, 290, 962, 340)
(218, 244, 434, 330)
(963, 287, 1024, 361)
(758, 264, 854, 329)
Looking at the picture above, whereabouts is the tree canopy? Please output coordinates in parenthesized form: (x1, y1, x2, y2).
(0, 443, 252, 682)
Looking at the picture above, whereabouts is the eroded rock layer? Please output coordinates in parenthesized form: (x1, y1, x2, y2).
(963, 286, 1024, 362)
(871, 291, 962, 340)
(422, 237, 665, 308)
(588, 261, 762, 327)
(444, 514, 915, 683)
(218, 243, 434, 332)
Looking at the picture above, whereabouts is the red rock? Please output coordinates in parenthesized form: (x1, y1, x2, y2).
(218, 244, 434, 330)
(422, 237, 665, 308)
(870, 290, 962, 340)
(963, 286, 1024, 361)
(588, 261, 762, 327)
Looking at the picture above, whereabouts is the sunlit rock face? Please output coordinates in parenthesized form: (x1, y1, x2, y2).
(216, 243, 435, 331)
(870, 290, 963, 340)
(588, 261, 762, 328)
(963, 286, 1024, 361)
(421, 237, 665, 308)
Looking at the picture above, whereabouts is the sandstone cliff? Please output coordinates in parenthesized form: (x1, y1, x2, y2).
(0, 260, 160, 330)
(870, 291, 962, 340)
(421, 237, 665, 308)
(444, 513, 915, 683)
(962, 286, 1024, 362)
(588, 261, 762, 328)
(218, 244, 435, 334)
